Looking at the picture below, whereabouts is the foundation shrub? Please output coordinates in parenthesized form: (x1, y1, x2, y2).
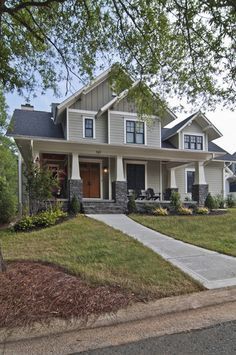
(153, 207, 168, 216)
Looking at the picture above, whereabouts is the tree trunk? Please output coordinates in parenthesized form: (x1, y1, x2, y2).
(0, 245, 6, 272)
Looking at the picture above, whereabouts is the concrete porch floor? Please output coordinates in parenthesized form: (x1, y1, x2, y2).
(87, 214, 236, 289)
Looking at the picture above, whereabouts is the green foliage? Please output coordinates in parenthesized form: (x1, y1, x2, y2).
(0, 177, 16, 224)
(195, 207, 209, 215)
(24, 162, 59, 214)
(127, 194, 137, 214)
(215, 194, 225, 209)
(14, 208, 67, 232)
(0, 2, 235, 109)
(70, 195, 81, 215)
(205, 193, 217, 210)
(177, 207, 193, 215)
(153, 207, 168, 216)
(170, 191, 182, 212)
(226, 195, 236, 208)
(143, 203, 156, 215)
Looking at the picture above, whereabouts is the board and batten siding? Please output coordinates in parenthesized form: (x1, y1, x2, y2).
(70, 79, 114, 112)
(109, 112, 161, 147)
(68, 110, 108, 143)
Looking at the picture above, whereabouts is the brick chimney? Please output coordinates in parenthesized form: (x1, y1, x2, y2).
(21, 103, 34, 111)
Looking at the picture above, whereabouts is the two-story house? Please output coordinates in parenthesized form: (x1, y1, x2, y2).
(8, 67, 236, 213)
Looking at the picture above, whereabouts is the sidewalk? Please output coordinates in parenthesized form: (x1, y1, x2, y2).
(88, 214, 236, 289)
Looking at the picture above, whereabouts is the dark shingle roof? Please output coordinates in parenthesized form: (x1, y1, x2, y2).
(7, 109, 64, 139)
(208, 142, 226, 153)
(214, 153, 236, 162)
(162, 113, 197, 141)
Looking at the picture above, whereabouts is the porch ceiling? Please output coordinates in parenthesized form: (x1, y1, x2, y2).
(27, 138, 215, 163)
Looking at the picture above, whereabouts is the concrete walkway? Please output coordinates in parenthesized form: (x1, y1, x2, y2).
(88, 214, 236, 289)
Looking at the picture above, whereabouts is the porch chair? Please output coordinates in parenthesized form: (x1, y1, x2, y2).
(146, 188, 161, 201)
(127, 189, 135, 198)
(137, 189, 147, 200)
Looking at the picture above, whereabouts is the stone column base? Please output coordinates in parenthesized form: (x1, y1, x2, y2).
(112, 181, 128, 213)
(68, 179, 83, 202)
(192, 184, 208, 206)
(165, 188, 178, 200)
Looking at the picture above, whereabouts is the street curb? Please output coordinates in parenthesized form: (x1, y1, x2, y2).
(1, 286, 236, 344)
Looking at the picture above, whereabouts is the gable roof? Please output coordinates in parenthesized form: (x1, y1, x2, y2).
(162, 111, 222, 141)
(7, 109, 64, 139)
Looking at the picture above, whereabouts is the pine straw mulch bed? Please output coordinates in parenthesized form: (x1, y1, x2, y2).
(0, 261, 137, 328)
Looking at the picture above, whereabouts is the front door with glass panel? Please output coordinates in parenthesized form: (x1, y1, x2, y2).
(80, 162, 100, 198)
(127, 164, 145, 194)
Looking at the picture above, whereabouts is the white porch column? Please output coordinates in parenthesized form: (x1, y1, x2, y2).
(168, 168, 177, 188)
(194, 161, 206, 185)
(116, 156, 125, 181)
(71, 153, 81, 180)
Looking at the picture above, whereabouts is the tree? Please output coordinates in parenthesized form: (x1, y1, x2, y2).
(0, 1, 235, 110)
(24, 161, 59, 214)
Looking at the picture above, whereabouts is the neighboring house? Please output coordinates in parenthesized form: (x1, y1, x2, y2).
(7, 67, 236, 213)
(224, 152, 236, 198)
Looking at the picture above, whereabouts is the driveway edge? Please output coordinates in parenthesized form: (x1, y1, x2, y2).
(1, 287, 236, 344)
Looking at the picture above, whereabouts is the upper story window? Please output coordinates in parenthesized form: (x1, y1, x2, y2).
(126, 120, 145, 144)
(84, 118, 94, 138)
(184, 134, 203, 150)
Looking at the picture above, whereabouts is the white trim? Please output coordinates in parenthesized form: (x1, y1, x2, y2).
(108, 157, 111, 199)
(183, 132, 205, 151)
(66, 107, 69, 140)
(18, 150, 22, 215)
(69, 108, 97, 115)
(159, 161, 162, 198)
(108, 110, 111, 144)
(185, 168, 195, 193)
(83, 116, 96, 139)
(80, 158, 103, 199)
(57, 67, 112, 111)
(124, 117, 147, 146)
(111, 110, 160, 120)
(124, 160, 147, 189)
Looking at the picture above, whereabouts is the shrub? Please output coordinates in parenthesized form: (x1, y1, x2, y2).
(178, 207, 193, 215)
(14, 216, 35, 231)
(127, 194, 137, 214)
(70, 195, 81, 215)
(215, 194, 225, 209)
(14, 208, 67, 232)
(204, 193, 217, 210)
(170, 191, 182, 211)
(143, 203, 157, 215)
(195, 207, 209, 215)
(153, 207, 168, 216)
(0, 177, 16, 224)
(226, 194, 236, 208)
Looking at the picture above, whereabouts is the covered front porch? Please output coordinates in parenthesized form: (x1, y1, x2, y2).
(17, 138, 215, 213)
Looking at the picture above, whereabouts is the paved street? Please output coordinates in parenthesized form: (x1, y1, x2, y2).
(89, 214, 236, 289)
(80, 321, 236, 355)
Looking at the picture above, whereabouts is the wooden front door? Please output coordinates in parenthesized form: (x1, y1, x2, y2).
(80, 162, 100, 198)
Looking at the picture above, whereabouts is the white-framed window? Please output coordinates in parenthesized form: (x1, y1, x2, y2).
(124, 118, 146, 145)
(83, 117, 95, 139)
(184, 134, 203, 150)
(185, 168, 195, 193)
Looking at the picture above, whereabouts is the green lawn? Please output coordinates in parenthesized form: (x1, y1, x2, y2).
(0, 215, 201, 299)
(131, 209, 236, 257)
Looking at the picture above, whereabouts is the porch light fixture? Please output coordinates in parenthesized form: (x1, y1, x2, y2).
(103, 167, 108, 173)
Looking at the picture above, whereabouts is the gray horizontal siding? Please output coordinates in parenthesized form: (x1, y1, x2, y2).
(68, 111, 108, 143)
(110, 113, 160, 147)
(147, 161, 160, 191)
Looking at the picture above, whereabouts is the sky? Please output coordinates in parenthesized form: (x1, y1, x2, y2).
(6, 75, 236, 154)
